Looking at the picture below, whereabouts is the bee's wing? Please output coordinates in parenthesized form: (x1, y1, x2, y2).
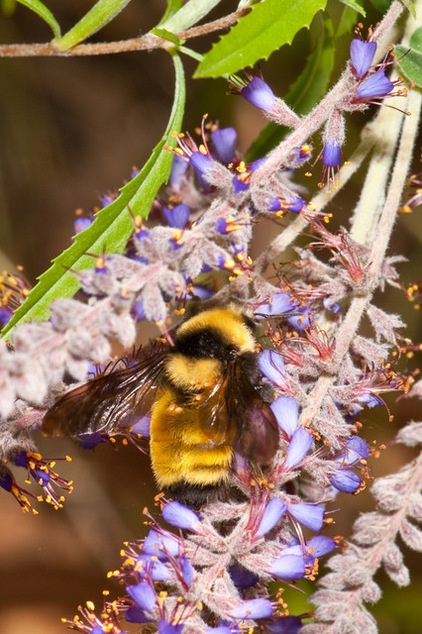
(198, 359, 279, 464)
(228, 362, 279, 464)
(42, 350, 168, 437)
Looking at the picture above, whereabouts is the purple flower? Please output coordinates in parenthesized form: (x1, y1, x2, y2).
(215, 217, 241, 235)
(130, 415, 151, 438)
(288, 503, 324, 531)
(256, 293, 295, 316)
(127, 581, 156, 612)
(323, 297, 341, 314)
(179, 556, 194, 586)
(158, 621, 184, 634)
(241, 76, 276, 111)
(162, 203, 190, 229)
(169, 154, 189, 188)
(229, 563, 259, 588)
(284, 428, 313, 469)
(142, 529, 180, 559)
(354, 69, 394, 102)
(231, 598, 273, 619)
(232, 173, 250, 193)
(257, 498, 287, 536)
(258, 349, 286, 387)
(161, 501, 201, 531)
(78, 432, 107, 450)
(270, 396, 299, 438)
(286, 307, 312, 330)
(189, 151, 215, 179)
(350, 39, 377, 78)
(340, 436, 370, 465)
(322, 141, 341, 168)
(330, 469, 362, 493)
(211, 127, 237, 164)
(0, 306, 13, 326)
(135, 555, 172, 581)
(74, 216, 92, 234)
(269, 553, 306, 580)
(125, 605, 153, 623)
(266, 615, 303, 633)
(268, 195, 304, 214)
(307, 535, 337, 557)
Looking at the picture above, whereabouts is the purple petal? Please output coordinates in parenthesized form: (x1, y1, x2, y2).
(229, 563, 259, 589)
(126, 581, 156, 612)
(354, 70, 394, 101)
(232, 174, 250, 193)
(142, 529, 180, 559)
(231, 598, 273, 619)
(135, 555, 172, 581)
(256, 293, 295, 316)
(162, 501, 201, 531)
(268, 195, 304, 214)
(359, 392, 383, 408)
(286, 307, 312, 330)
(341, 436, 370, 464)
(350, 39, 377, 78)
(330, 469, 361, 493)
(211, 127, 237, 164)
(179, 556, 194, 586)
(169, 154, 189, 188)
(162, 203, 190, 229)
(189, 151, 214, 178)
(130, 416, 151, 438)
(241, 76, 276, 111)
(249, 156, 267, 171)
(74, 216, 92, 234)
(284, 428, 313, 469)
(77, 432, 107, 450)
(258, 349, 285, 386)
(270, 396, 299, 438)
(307, 535, 337, 557)
(125, 606, 153, 624)
(270, 553, 306, 580)
(288, 503, 324, 531)
(158, 621, 184, 634)
(266, 615, 303, 633)
(323, 297, 341, 314)
(257, 498, 287, 537)
(322, 141, 341, 167)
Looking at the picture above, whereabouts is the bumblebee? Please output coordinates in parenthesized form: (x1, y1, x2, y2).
(43, 306, 279, 506)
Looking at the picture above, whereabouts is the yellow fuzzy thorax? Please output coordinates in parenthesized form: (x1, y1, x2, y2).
(176, 307, 255, 353)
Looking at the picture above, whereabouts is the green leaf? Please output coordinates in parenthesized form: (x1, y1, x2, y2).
(395, 27, 422, 87)
(336, 5, 362, 38)
(194, 0, 329, 79)
(150, 27, 183, 47)
(246, 14, 335, 161)
(2, 55, 186, 339)
(16, 0, 61, 38)
(157, 0, 184, 26)
(53, 0, 131, 51)
(399, 0, 416, 17)
(368, 0, 392, 12)
(159, 0, 222, 32)
(338, 0, 366, 16)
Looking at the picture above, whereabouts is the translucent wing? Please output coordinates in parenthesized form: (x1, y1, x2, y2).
(195, 355, 279, 464)
(43, 349, 168, 437)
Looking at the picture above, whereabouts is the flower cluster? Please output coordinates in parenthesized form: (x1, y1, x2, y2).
(0, 5, 420, 633)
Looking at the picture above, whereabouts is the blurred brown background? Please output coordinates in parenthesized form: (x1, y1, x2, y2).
(0, 1, 421, 632)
